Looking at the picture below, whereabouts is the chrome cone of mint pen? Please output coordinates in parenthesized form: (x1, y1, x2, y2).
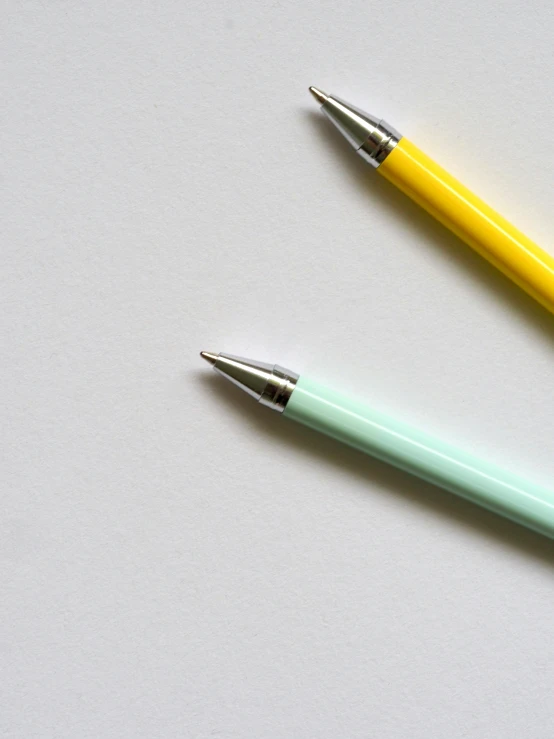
(201, 351, 554, 539)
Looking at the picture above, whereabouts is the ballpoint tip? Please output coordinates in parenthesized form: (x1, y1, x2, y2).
(308, 86, 328, 105)
(200, 351, 218, 366)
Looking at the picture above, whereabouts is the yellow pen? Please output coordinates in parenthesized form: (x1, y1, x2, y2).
(309, 87, 554, 315)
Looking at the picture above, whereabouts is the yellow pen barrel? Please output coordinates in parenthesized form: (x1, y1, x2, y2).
(379, 138, 554, 314)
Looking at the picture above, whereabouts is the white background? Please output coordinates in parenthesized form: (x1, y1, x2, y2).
(2, 2, 554, 737)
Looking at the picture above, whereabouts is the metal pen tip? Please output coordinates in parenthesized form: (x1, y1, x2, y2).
(308, 86, 328, 105)
(200, 351, 218, 366)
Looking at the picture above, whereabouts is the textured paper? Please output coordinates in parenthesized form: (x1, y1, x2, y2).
(2, 2, 554, 737)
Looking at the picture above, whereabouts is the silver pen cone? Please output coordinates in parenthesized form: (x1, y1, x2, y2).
(309, 87, 402, 167)
(200, 352, 299, 413)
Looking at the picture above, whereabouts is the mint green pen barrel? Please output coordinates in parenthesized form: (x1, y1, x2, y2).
(285, 376, 554, 538)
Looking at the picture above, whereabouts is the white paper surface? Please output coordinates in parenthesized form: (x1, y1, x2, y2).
(2, 2, 554, 737)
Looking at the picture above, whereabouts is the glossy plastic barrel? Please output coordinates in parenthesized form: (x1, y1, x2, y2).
(379, 138, 554, 314)
(285, 376, 554, 538)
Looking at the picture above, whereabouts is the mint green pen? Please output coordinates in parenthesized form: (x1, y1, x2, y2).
(200, 351, 554, 539)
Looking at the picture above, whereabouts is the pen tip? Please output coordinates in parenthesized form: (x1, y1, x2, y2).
(200, 351, 218, 366)
(308, 86, 328, 105)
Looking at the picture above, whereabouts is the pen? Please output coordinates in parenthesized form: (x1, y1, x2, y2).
(309, 87, 554, 315)
(201, 350, 554, 539)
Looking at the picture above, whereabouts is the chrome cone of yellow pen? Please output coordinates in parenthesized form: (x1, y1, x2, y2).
(309, 86, 554, 315)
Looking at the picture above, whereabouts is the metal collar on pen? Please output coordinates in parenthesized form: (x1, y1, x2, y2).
(312, 88, 401, 167)
(204, 353, 298, 413)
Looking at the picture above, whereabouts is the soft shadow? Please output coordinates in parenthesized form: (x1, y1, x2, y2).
(306, 110, 554, 344)
(199, 372, 554, 567)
